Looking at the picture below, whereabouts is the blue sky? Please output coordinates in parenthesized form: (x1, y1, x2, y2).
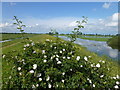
(1, 2, 119, 34)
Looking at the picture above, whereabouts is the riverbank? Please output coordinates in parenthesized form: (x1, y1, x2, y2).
(59, 34, 112, 41)
(107, 36, 120, 51)
(2, 34, 120, 88)
(79, 36, 111, 41)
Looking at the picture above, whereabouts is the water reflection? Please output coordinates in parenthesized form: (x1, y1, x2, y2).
(59, 36, 119, 60)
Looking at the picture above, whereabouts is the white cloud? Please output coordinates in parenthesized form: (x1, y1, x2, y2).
(105, 22, 118, 26)
(102, 2, 111, 9)
(68, 21, 78, 27)
(10, 2, 16, 6)
(0, 22, 12, 27)
(2, 13, 118, 35)
(112, 13, 119, 21)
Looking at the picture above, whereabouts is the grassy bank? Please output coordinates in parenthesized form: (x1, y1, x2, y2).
(2, 34, 120, 88)
(1, 33, 39, 41)
(59, 34, 111, 41)
(107, 36, 120, 51)
(79, 36, 111, 41)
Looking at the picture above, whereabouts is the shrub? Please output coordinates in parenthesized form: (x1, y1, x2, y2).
(107, 36, 120, 51)
(2, 39, 120, 89)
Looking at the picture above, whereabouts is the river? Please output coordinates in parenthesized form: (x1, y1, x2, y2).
(59, 36, 120, 60)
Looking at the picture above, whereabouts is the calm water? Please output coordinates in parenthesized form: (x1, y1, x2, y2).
(1, 36, 119, 60)
(0, 39, 11, 43)
(59, 36, 120, 60)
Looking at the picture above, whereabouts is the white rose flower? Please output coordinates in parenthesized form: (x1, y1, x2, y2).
(89, 80, 92, 83)
(33, 64, 37, 70)
(96, 63, 100, 68)
(50, 45, 52, 47)
(80, 65, 83, 67)
(60, 51, 62, 53)
(63, 56, 66, 59)
(84, 56, 88, 61)
(62, 80, 65, 83)
(91, 64, 94, 67)
(100, 75, 104, 78)
(22, 59, 24, 62)
(87, 78, 90, 80)
(43, 60, 47, 63)
(26, 44, 29, 47)
(116, 75, 119, 79)
(116, 81, 119, 85)
(46, 76, 50, 81)
(29, 70, 34, 73)
(57, 61, 62, 64)
(18, 67, 21, 71)
(42, 50, 45, 54)
(62, 72, 65, 75)
(44, 55, 47, 58)
(56, 58, 59, 61)
(56, 55, 59, 57)
(63, 49, 65, 51)
(31, 42, 34, 46)
(23, 48, 26, 50)
(67, 57, 70, 59)
(102, 61, 105, 63)
(36, 84, 39, 87)
(114, 85, 119, 89)
(33, 51, 36, 53)
(113, 77, 116, 79)
(46, 39, 50, 41)
(32, 84, 36, 88)
(39, 78, 42, 81)
(76, 56, 80, 61)
(51, 56, 53, 59)
(2, 55, 6, 58)
(37, 73, 41, 77)
(93, 84, 95, 87)
(19, 72, 22, 76)
(70, 69, 72, 71)
(24, 45, 27, 47)
(48, 84, 52, 88)
(88, 56, 91, 58)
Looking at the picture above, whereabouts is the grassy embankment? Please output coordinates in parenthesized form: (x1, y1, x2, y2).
(1, 34, 120, 87)
(107, 36, 120, 51)
(59, 34, 112, 41)
(79, 36, 111, 41)
(0, 33, 39, 41)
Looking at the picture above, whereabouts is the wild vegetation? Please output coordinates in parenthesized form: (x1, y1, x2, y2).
(1, 33, 38, 41)
(107, 36, 120, 51)
(1, 16, 120, 89)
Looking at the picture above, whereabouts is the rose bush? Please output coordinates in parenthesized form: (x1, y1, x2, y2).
(2, 39, 120, 89)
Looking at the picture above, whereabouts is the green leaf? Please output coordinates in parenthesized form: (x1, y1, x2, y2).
(13, 23, 17, 25)
(22, 25, 26, 27)
(78, 25, 84, 28)
(20, 30, 24, 32)
(19, 21, 22, 24)
(74, 28, 79, 30)
(76, 21, 80, 24)
(17, 27, 22, 29)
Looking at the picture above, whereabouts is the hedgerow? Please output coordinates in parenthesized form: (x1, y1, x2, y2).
(2, 39, 120, 89)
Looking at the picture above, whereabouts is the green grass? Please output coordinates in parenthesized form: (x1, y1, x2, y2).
(59, 34, 112, 41)
(79, 36, 111, 41)
(2, 34, 120, 88)
(1, 33, 38, 41)
(107, 36, 120, 51)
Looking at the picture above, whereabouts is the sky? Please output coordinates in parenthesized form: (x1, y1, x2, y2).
(1, 2, 119, 35)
